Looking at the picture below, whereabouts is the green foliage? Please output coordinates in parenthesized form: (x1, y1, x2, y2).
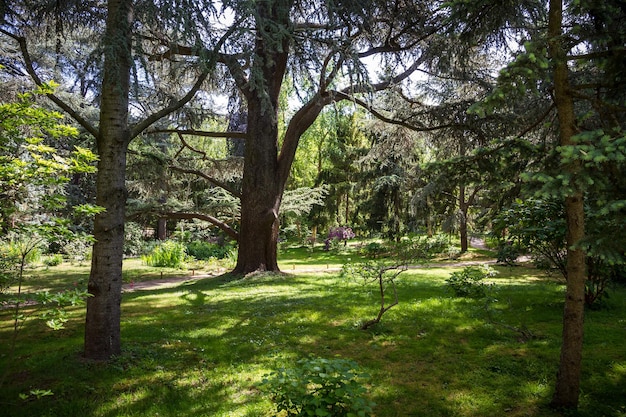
(19, 389, 54, 401)
(3, 238, 42, 267)
(496, 242, 521, 266)
(185, 240, 233, 260)
(142, 240, 188, 268)
(0, 247, 18, 293)
(468, 40, 550, 118)
(43, 254, 63, 267)
(446, 265, 497, 298)
(63, 234, 94, 265)
(361, 242, 383, 257)
(342, 236, 446, 329)
(261, 357, 375, 417)
(124, 221, 149, 257)
(493, 199, 566, 275)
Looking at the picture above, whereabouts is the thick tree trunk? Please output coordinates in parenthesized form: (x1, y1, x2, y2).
(548, 0, 587, 409)
(232, 0, 293, 274)
(83, 0, 132, 360)
(234, 101, 282, 273)
(157, 218, 167, 240)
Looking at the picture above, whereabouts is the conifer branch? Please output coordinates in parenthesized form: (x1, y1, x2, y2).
(169, 165, 242, 199)
(155, 211, 239, 241)
(1, 28, 100, 139)
(131, 69, 209, 139)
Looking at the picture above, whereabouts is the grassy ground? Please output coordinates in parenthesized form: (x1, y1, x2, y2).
(1, 245, 625, 417)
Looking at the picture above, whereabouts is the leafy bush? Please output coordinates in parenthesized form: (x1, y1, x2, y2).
(325, 226, 356, 251)
(446, 265, 497, 298)
(4, 240, 42, 266)
(186, 240, 233, 260)
(142, 241, 188, 268)
(43, 254, 63, 267)
(261, 357, 375, 417)
(0, 252, 18, 294)
(124, 221, 150, 257)
(361, 241, 384, 257)
(496, 242, 521, 266)
(424, 233, 451, 256)
(63, 235, 92, 265)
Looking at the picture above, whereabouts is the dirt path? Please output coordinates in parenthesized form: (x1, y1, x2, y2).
(121, 237, 511, 293)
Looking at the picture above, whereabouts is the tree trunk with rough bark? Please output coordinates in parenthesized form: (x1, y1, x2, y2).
(234, 100, 282, 273)
(548, 0, 587, 409)
(83, 0, 132, 360)
(232, 0, 290, 274)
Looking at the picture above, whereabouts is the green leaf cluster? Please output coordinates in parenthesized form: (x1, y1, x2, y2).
(0, 82, 100, 232)
(445, 264, 497, 298)
(261, 357, 375, 417)
(142, 240, 189, 268)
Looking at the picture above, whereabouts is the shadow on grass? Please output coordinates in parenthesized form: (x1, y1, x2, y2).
(1, 269, 625, 417)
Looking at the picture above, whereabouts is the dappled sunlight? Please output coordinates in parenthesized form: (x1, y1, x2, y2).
(3, 261, 624, 417)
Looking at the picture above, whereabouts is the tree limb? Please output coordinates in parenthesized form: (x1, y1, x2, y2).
(156, 211, 239, 241)
(1, 28, 100, 139)
(131, 69, 210, 139)
(147, 129, 247, 140)
(169, 165, 242, 199)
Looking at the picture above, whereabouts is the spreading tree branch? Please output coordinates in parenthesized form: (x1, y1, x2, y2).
(169, 165, 242, 199)
(156, 212, 239, 241)
(1, 28, 100, 139)
(130, 69, 210, 139)
(147, 129, 247, 140)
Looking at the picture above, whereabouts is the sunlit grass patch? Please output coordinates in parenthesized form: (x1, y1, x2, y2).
(1, 251, 625, 417)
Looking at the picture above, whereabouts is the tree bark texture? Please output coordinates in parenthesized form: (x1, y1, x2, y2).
(83, 0, 132, 360)
(233, 0, 291, 274)
(548, 0, 587, 409)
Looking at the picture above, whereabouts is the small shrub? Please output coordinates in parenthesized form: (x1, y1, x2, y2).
(446, 265, 497, 298)
(425, 233, 451, 255)
(0, 253, 18, 294)
(124, 221, 149, 257)
(43, 254, 63, 267)
(142, 241, 188, 268)
(325, 226, 356, 251)
(261, 357, 375, 417)
(362, 241, 384, 257)
(496, 242, 520, 266)
(63, 236, 92, 265)
(186, 240, 233, 260)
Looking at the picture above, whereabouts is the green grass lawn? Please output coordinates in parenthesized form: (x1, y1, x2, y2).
(1, 247, 625, 417)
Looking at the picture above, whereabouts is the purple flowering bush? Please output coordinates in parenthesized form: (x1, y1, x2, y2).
(324, 226, 356, 250)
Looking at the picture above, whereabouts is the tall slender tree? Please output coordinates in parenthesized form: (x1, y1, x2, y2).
(444, 0, 626, 409)
(1, 0, 211, 359)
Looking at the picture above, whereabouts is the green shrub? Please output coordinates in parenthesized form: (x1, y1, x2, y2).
(361, 241, 384, 257)
(186, 240, 232, 260)
(496, 242, 521, 266)
(124, 221, 150, 257)
(0, 253, 18, 293)
(43, 254, 64, 267)
(261, 357, 375, 417)
(142, 241, 188, 268)
(446, 265, 497, 298)
(63, 236, 92, 265)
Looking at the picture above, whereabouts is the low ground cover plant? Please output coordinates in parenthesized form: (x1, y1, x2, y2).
(261, 357, 375, 417)
(446, 264, 498, 298)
